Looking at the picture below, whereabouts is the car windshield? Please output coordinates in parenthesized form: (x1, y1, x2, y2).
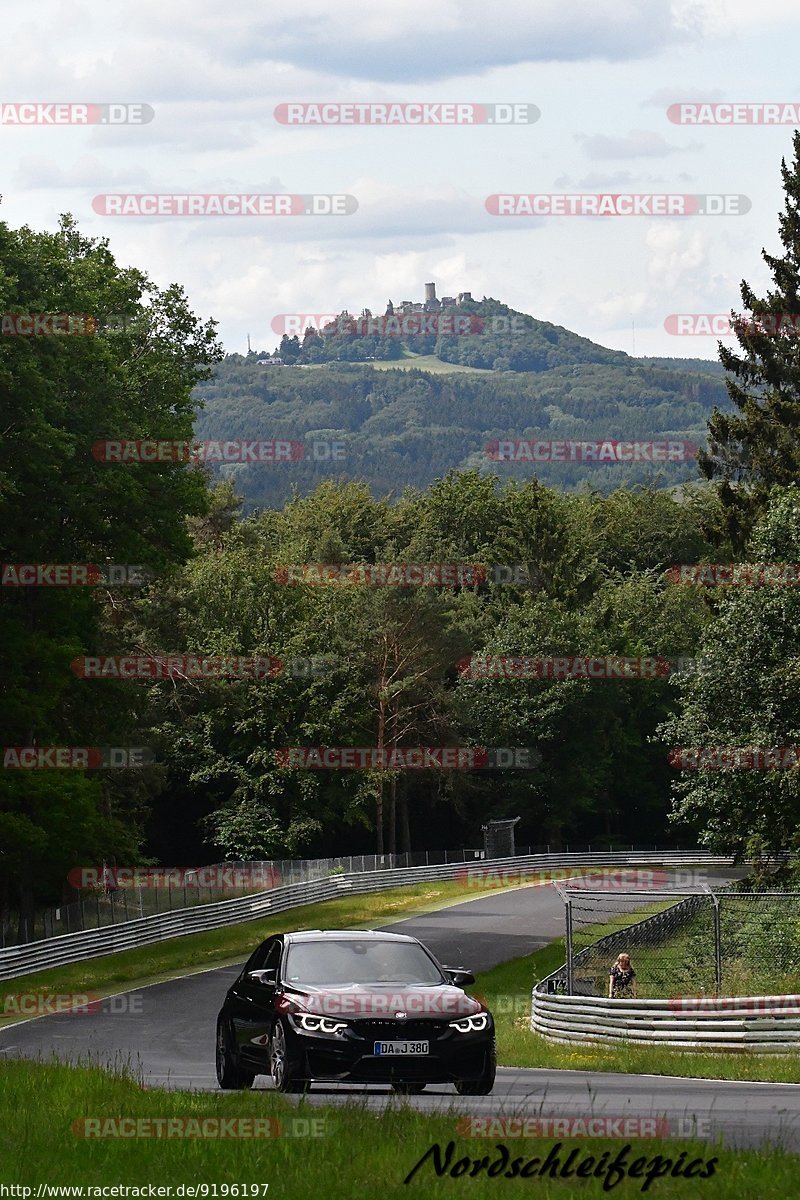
(283, 939, 444, 986)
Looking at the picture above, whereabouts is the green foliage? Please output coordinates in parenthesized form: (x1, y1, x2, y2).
(0, 213, 222, 916)
(658, 486, 800, 854)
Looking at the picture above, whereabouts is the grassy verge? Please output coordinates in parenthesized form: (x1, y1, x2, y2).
(0, 1059, 794, 1197)
(477, 946, 800, 1083)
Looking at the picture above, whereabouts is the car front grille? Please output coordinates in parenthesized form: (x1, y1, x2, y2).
(350, 1018, 449, 1040)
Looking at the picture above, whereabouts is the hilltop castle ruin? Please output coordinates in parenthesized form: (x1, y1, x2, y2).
(384, 283, 473, 317)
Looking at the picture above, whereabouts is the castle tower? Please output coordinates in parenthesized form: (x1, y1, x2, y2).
(424, 282, 441, 311)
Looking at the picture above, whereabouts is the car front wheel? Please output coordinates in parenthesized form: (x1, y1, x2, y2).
(270, 1019, 307, 1093)
(216, 1018, 255, 1090)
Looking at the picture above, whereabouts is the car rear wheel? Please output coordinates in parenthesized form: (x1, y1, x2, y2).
(391, 1081, 427, 1094)
(454, 1047, 496, 1096)
(216, 1018, 255, 1090)
(269, 1019, 307, 1093)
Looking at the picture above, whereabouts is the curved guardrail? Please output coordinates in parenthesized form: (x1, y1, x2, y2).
(0, 850, 728, 981)
(530, 988, 800, 1052)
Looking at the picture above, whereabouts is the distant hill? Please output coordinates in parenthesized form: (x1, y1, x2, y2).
(266, 296, 631, 373)
(638, 357, 725, 377)
(193, 298, 730, 511)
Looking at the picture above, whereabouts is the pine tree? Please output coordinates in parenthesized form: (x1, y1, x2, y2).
(701, 130, 800, 548)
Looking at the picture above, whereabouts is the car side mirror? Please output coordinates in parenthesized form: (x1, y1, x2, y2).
(247, 968, 277, 986)
(444, 967, 475, 988)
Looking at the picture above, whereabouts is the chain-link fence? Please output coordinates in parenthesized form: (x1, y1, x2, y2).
(2, 842, 690, 948)
(554, 887, 800, 998)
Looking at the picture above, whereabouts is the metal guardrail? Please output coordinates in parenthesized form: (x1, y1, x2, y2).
(530, 989, 800, 1052)
(0, 850, 729, 982)
(4, 843, 704, 948)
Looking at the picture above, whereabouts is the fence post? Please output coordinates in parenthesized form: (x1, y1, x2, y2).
(565, 897, 574, 996)
(712, 892, 722, 994)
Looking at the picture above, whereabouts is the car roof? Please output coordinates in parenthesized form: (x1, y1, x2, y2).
(283, 929, 419, 944)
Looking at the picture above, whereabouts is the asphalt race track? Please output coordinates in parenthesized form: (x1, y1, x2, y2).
(2, 869, 798, 1150)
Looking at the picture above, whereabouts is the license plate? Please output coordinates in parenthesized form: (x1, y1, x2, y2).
(373, 1040, 429, 1055)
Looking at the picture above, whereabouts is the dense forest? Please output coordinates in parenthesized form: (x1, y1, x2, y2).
(194, 342, 728, 509)
(5, 133, 800, 926)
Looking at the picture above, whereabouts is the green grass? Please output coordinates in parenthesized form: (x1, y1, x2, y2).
(366, 352, 492, 375)
(298, 351, 494, 375)
(0, 1059, 795, 1196)
(476, 946, 800, 1083)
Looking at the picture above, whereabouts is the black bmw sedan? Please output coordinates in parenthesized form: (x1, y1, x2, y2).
(215, 928, 495, 1094)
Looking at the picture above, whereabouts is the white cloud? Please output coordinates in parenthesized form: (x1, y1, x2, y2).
(3, 0, 693, 92)
(577, 130, 692, 159)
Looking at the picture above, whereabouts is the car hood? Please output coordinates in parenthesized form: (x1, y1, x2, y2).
(280, 982, 484, 1019)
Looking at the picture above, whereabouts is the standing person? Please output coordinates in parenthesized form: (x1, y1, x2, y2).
(608, 952, 637, 998)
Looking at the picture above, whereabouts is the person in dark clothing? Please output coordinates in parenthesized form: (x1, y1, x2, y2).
(608, 952, 637, 998)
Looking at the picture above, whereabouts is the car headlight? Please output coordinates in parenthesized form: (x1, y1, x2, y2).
(448, 1012, 489, 1033)
(295, 1013, 348, 1035)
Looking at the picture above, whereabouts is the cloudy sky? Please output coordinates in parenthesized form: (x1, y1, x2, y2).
(3, 0, 799, 357)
